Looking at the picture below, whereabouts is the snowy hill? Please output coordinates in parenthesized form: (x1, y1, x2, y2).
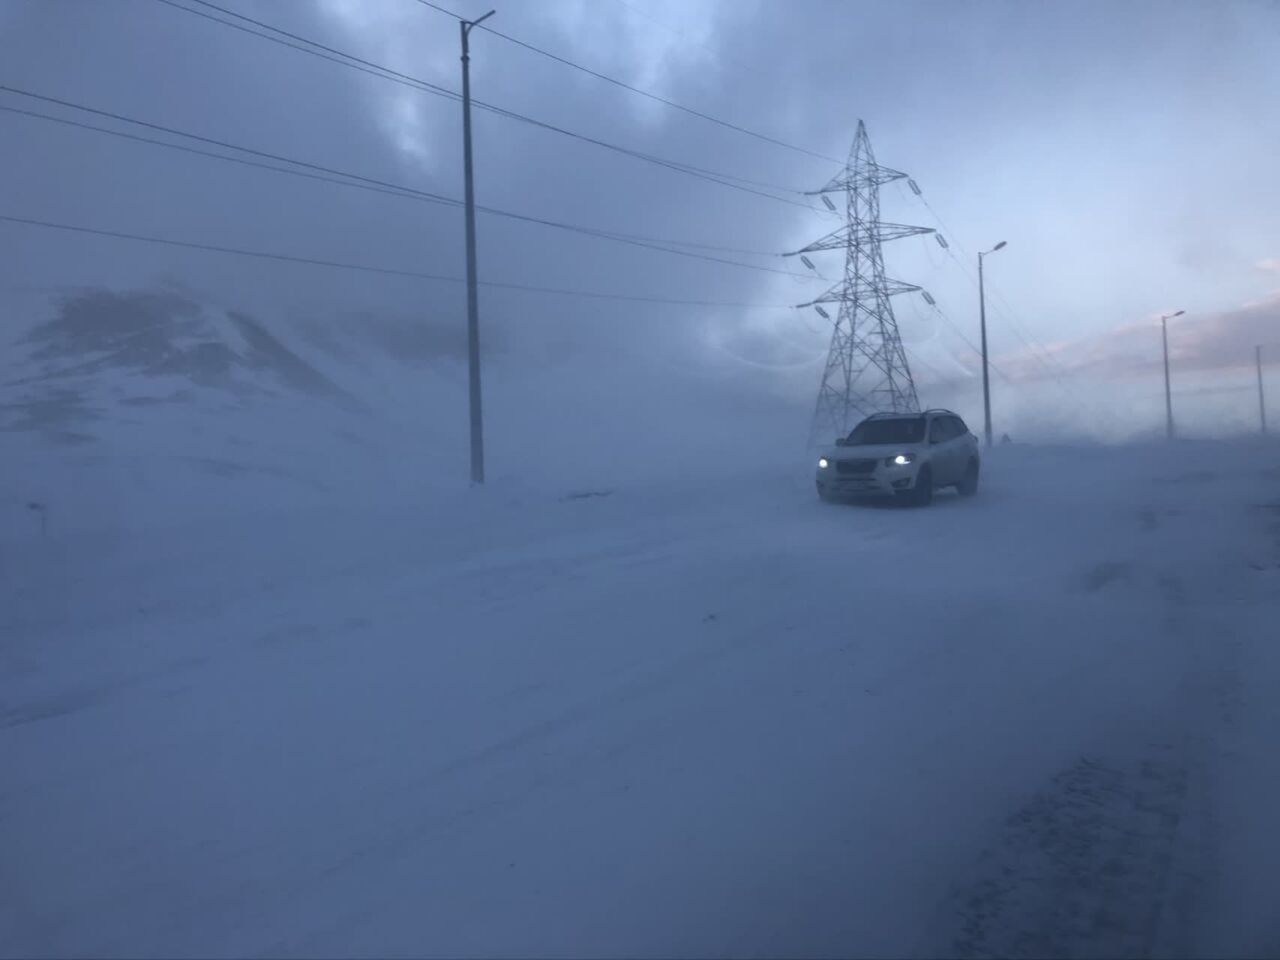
(1, 287, 418, 536)
(1, 285, 815, 541)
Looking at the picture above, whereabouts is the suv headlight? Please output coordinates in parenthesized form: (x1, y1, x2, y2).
(885, 453, 916, 466)
(818, 457, 830, 469)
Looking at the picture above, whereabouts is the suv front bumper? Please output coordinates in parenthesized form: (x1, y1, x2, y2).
(816, 463, 922, 499)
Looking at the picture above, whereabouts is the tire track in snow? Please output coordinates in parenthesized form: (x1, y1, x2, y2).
(937, 496, 1243, 959)
(948, 747, 1194, 959)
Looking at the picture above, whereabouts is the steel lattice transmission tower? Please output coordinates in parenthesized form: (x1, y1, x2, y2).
(790, 120, 935, 444)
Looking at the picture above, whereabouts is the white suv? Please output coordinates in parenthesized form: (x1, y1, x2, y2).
(815, 410, 980, 506)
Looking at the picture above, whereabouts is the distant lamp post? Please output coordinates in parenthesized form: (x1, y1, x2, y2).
(1257, 344, 1268, 435)
(1160, 310, 1185, 440)
(978, 240, 1007, 448)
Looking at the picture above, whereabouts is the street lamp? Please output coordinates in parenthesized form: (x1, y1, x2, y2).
(460, 9, 496, 485)
(1160, 310, 1184, 440)
(1257, 345, 1268, 435)
(978, 240, 1007, 448)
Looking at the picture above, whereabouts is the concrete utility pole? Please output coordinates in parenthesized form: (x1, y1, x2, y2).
(978, 241, 1007, 448)
(460, 10, 495, 485)
(1258, 344, 1268, 435)
(1160, 310, 1184, 440)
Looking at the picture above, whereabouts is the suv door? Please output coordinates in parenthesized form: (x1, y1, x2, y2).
(948, 416, 975, 478)
(927, 416, 960, 483)
(949, 416, 975, 457)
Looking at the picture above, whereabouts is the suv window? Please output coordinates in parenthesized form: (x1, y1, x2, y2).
(947, 416, 969, 438)
(846, 417, 926, 445)
(928, 417, 956, 443)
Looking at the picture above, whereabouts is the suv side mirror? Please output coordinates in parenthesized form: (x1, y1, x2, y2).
(834, 437, 849, 447)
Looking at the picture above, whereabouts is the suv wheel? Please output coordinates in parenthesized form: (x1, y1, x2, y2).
(900, 466, 933, 507)
(957, 459, 980, 497)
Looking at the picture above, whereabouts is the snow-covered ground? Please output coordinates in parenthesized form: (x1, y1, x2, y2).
(4, 438, 1280, 958)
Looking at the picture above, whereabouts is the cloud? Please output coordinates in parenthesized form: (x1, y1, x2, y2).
(1175, 292, 1280, 368)
(996, 292, 1280, 383)
(1257, 258, 1280, 273)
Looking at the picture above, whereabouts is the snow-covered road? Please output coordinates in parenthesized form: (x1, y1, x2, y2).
(4, 442, 1280, 957)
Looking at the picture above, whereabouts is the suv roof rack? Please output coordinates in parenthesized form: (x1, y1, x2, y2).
(923, 408, 958, 417)
(863, 411, 924, 420)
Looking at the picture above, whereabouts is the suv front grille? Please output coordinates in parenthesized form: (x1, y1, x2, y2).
(835, 458, 877, 475)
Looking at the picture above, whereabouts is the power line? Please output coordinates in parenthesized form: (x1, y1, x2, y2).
(804, 300, 993, 387)
(156, 0, 815, 210)
(0, 84, 772, 254)
(942, 248, 1088, 394)
(938, 247, 1112, 422)
(912, 189, 1084, 390)
(909, 187, 1104, 416)
(904, 348, 954, 385)
(0, 87, 820, 279)
(478, 202, 819, 276)
(152, 0, 459, 102)
(0, 104, 439, 204)
(927, 302, 1013, 384)
(0, 212, 795, 308)
(906, 184, 1128, 433)
(0, 84, 457, 202)
(411, 0, 840, 164)
(455, 98, 812, 202)
(164, 0, 459, 100)
(174, 0, 812, 197)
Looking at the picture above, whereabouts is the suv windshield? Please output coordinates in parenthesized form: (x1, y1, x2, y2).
(846, 417, 926, 445)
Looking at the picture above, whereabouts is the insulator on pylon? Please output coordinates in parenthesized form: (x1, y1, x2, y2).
(935, 234, 949, 249)
(921, 291, 936, 306)
(908, 179, 922, 196)
(814, 305, 831, 320)
(821, 195, 837, 212)
(800, 255, 816, 271)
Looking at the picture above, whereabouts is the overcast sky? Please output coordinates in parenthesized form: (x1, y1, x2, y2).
(2, 0, 1278, 439)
